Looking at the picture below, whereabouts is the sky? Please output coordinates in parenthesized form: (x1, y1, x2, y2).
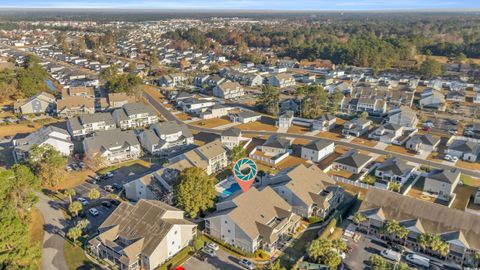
(0, 0, 479, 10)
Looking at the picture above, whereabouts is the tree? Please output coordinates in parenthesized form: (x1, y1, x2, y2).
(352, 212, 367, 225)
(299, 85, 328, 119)
(307, 238, 344, 268)
(150, 49, 159, 66)
(369, 255, 388, 270)
(388, 182, 401, 193)
(228, 145, 246, 167)
(87, 188, 100, 201)
(174, 167, 216, 218)
(63, 188, 76, 204)
(419, 58, 442, 78)
(382, 220, 409, 241)
(256, 85, 279, 115)
(418, 233, 449, 257)
(361, 174, 376, 185)
(83, 153, 108, 171)
(269, 260, 286, 270)
(77, 219, 90, 231)
(0, 168, 41, 269)
(28, 145, 67, 188)
(67, 226, 82, 245)
(329, 91, 344, 114)
(68, 201, 83, 218)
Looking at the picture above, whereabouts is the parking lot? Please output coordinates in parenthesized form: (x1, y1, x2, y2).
(343, 231, 458, 270)
(182, 249, 245, 270)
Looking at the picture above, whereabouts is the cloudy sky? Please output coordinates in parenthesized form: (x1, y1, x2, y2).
(0, 0, 478, 10)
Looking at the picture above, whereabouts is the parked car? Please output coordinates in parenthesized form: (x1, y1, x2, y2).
(206, 242, 219, 251)
(77, 197, 89, 205)
(405, 254, 430, 268)
(65, 165, 73, 172)
(201, 247, 216, 257)
(101, 201, 112, 208)
(71, 163, 80, 171)
(110, 199, 120, 205)
(105, 172, 114, 178)
(104, 185, 114, 192)
(444, 155, 458, 162)
(380, 249, 401, 262)
(239, 258, 255, 270)
(112, 183, 121, 190)
(89, 207, 99, 216)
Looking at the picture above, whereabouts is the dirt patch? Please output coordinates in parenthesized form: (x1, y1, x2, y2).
(287, 124, 309, 134)
(456, 160, 480, 171)
(237, 116, 277, 131)
(385, 145, 416, 156)
(351, 137, 378, 147)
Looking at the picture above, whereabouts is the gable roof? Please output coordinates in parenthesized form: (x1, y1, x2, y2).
(360, 189, 480, 250)
(427, 168, 461, 184)
(303, 139, 334, 152)
(334, 150, 372, 169)
(376, 157, 415, 176)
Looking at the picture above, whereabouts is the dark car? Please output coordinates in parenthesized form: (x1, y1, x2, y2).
(110, 199, 120, 205)
(101, 201, 112, 208)
(112, 183, 121, 190)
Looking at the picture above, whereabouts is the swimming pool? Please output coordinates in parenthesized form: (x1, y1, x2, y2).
(222, 183, 241, 196)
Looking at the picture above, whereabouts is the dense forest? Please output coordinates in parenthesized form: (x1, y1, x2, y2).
(162, 13, 480, 70)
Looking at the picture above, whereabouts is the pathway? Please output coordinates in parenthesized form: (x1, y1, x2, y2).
(36, 192, 69, 270)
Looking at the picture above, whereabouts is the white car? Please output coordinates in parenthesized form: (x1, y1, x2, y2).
(239, 258, 255, 270)
(201, 247, 216, 257)
(206, 242, 219, 251)
(380, 249, 401, 262)
(89, 207, 99, 216)
(77, 197, 89, 205)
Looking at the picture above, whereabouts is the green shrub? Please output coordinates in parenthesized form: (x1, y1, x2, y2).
(254, 249, 269, 259)
(308, 216, 324, 224)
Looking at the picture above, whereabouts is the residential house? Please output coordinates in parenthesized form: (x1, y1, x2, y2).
(229, 110, 261, 124)
(268, 73, 296, 88)
(12, 126, 73, 162)
(108, 92, 136, 109)
(205, 186, 301, 254)
(112, 103, 159, 130)
(310, 114, 336, 131)
(221, 127, 243, 149)
(279, 99, 299, 114)
(387, 106, 418, 128)
(199, 104, 231, 120)
(446, 139, 480, 162)
(406, 134, 440, 154)
(157, 73, 187, 87)
(473, 91, 480, 104)
(474, 188, 480, 204)
(67, 113, 116, 138)
(301, 139, 335, 162)
(89, 200, 196, 270)
(423, 169, 461, 200)
(61, 86, 94, 98)
(419, 89, 446, 111)
(374, 157, 416, 189)
(56, 96, 95, 118)
(213, 80, 244, 99)
(14, 92, 56, 114)
(357, 189, 480, 265)
(332, 150, 373, 174)
(180, 98, 216, 114)
(264, 164, 344, 218)
(464, 124, 480, 139)
(169, 140, 227, 176)
(342, 118, 372, 137)
(260, 135, 291, 157)
(277, 110, 294, 129)
(83, 129, 141, 164)
(368, 123, 416, 145)
(139, 121, 194, 155)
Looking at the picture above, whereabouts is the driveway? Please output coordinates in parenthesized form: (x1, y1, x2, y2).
(182, 249, 245, 270)
(37, 192, 69, 270)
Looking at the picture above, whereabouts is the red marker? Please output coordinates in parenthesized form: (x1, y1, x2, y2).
(232, 158, 258, 193)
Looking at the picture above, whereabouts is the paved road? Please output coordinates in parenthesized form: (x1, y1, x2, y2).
(36, 192, 69, 270)
(144, 91, 480, 179)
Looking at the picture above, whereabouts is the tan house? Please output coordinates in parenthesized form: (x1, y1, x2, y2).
(56, 96, 95, 118)
(169, 140, 227, 176)
(61, 86, 95, 98)
(205, 186, 301, 254)
(89, 200, 196, 270)
(108, 92, 137, 109)
(14, 92, 56, 114)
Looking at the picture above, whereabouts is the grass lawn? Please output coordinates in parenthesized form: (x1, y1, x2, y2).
(57, 169, 95, 190)
(460, 175, 480, 187)
(287, 124, 309, 134)
(64, 240, 99, 270)
(29, 207, 44, 245)
(0, 122, 42, 137)
(97, 159, 152, 175)
(157, 247, 192, 270)
(385, 145, 416, 156)
(456, 160, 480, 171)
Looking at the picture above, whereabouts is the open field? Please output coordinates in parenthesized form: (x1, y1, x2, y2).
(287, 124, 309, 134)
(0, 122, 42, 137)
(455, 160, 480, 171)
(236, 116, 277, 131)
(190, 117, 232, 128)
(385, 145, 416, 156)
(351, 137, 377, 147)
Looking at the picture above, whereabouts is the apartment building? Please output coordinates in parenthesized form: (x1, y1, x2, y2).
(112, 103, 159, 130)
(169, 140, 227, 176)
(139, 121, 194, 155)
(83, 129, 141, 164)
(67, 113, 116, 138)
